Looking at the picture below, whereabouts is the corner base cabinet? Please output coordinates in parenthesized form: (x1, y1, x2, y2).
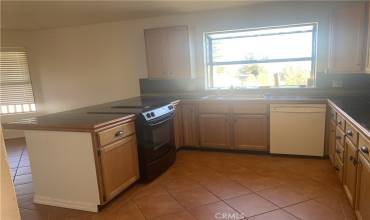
(24, 119, 139, 212)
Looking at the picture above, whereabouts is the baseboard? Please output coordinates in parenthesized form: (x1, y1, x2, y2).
(33, 195, 98, 212)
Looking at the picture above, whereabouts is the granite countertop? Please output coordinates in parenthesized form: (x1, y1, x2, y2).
(2, 110, 136, 132)
(328, 97, 370, 137)
(3, 94, 368, 133)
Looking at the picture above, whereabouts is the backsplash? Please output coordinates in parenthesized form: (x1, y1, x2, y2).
(140, 73, 370, 97)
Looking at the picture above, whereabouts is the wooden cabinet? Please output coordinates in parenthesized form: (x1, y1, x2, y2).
(181, 104, 198, 146)
(355, 153, 370, 220)
(99, 135, 139, 202)
(173, 104, 183, 150)
(328, 120, 337, 165)
(233, 115, 268, 151)
(144, 25, 192, 79)
(366, 3, 370, 74)
(343, 138, 358, 207)
(328, 2, 366, 73)
(199, 114, 230, 148)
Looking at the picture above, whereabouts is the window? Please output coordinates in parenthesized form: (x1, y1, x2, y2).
(205, 24, 317, 89)
(0, 48, 36, 114)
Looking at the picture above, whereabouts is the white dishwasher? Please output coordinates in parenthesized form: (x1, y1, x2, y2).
(270, 104, 326, 156)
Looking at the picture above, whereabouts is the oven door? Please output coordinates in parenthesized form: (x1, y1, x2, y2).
(142, 114, 174, 162)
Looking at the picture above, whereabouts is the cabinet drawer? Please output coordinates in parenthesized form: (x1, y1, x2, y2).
(335, 154, 344, 183)
(336, 127, 345, 147)
(98, 122, 135, 146)
(198, 103, 229, 114)
(336, 114, 345, 131)
(335, 141, 344, 162)
(359, 134, 370, 162)
(345, 122, 359, 146)
(232, 103, 268, 114)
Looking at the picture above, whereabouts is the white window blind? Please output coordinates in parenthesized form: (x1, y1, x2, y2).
(0, 48, 36, 114)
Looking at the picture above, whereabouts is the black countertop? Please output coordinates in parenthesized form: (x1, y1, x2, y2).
(328, 97, 370, 135)
(3, 94, 369, 134)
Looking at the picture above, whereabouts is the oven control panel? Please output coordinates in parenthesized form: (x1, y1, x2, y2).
(142, 104, 175, 121)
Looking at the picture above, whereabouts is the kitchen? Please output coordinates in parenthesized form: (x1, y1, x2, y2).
(1, 1, 370, 220)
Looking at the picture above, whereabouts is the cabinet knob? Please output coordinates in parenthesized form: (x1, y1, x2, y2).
(360, 146, 369, 155)
(337, 120, 342, 125)
(349, 155, 354, 161)
(336, 149, 341, 154)
(346, 130, 353, 136)
(336, 136, 341, 140)
(335, 166, 340, 171)
(115, 130, 124, 137)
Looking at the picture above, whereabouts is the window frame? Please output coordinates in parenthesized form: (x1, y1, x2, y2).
(205, 23, 318, 89)
(0, 47, 36, 115)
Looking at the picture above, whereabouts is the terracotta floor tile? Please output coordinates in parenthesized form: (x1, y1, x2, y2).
(17, 166, 32, 176)
(202, 180, 252, 199)
(189, 201, 243, 220)
(14, 174, 33, 186)
(170, 186, 220, 209)
(151, 210, 196, 220)
(284, 200, 345, 220)
(133, 192, 184, 219)
(257, 186, 309, 207)
(225, 193, 278, 218)
(130, 183, 168, 202)
(160, 177, 202, 194)
(235, 176, 283, 192)
(249, 209, 299, 220)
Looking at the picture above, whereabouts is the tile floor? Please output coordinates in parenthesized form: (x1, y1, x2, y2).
(5, 138, 355, 220)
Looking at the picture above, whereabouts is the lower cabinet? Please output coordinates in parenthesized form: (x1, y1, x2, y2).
(199, 114, 230, 148)
(328, 121, 336, 165)
(173, 104, 183, 149)
(343, 138, 358, 207)
(233, 114, 268, 151)
(335, 153, 344, 183)
(181, 104, 198, 146)
(355, 153, 370, 220)
(99, 135, 140, 201)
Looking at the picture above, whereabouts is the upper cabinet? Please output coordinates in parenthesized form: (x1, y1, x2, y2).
(328, 2, 367, 74)
(144, 25, 192, 79)
(365, 3, 370, 74)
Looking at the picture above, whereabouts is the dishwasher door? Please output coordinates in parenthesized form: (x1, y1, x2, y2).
(270, 104, 326, 156)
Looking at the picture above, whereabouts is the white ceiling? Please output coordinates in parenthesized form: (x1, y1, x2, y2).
(1, 1, 255, 31)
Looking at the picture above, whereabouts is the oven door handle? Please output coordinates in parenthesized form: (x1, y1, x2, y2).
(147, 113, 175, 127)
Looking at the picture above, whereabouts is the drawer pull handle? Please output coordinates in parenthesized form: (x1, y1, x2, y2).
(346, 130, 353, 136)
(336, 136, 342, 140)
(360, 146, 369, 155)
(115, 130, 124, 137)
(336, 149, 341, 154)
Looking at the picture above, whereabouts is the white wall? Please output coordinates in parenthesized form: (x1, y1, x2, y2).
(1, 2, 343, 137)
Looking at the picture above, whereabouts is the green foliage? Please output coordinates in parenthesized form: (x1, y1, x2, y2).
(280, 65, 309, 85)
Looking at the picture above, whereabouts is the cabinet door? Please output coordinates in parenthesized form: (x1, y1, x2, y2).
(328, 3, 366, 73)
(343, 138, 358, 207)
(144, 28, 168, 78)
(328, 121, 337, 165)
(167, 26, 191, 79)
(233, 115, 268, 151)
(365, 3, 370, 74)
(99, 135, 139, 201)
(355, 154, 370, 220)
(199, 114, 230, 148)
(181, 104, 198, 146)
(174, 104, 183, 149)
